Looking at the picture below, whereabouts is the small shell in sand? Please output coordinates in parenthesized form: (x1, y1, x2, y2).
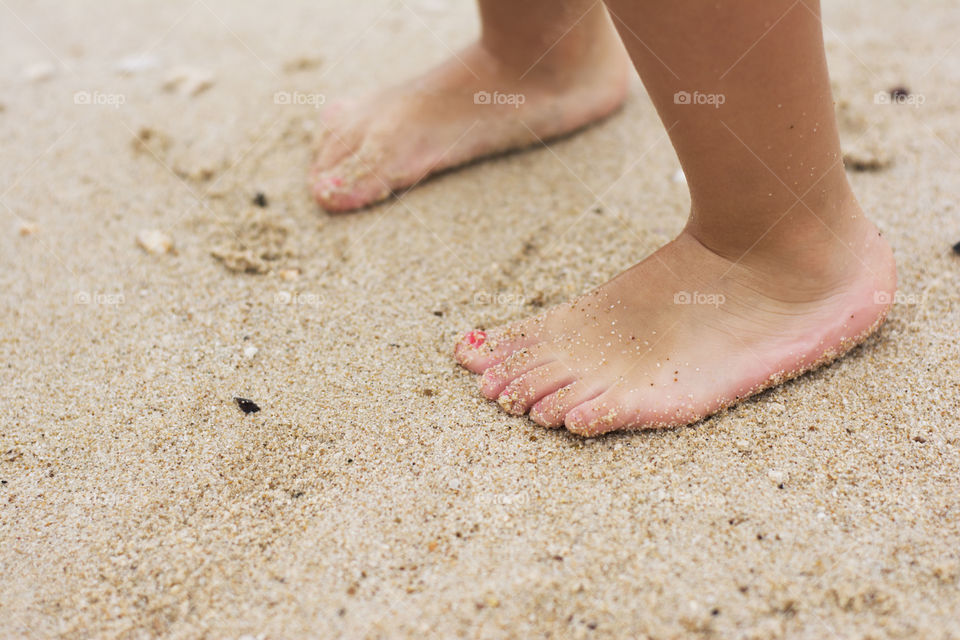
(22, 62, 56, 82)
(115, 54, 160, 75)
(136, 229, 174, 255)
(278, 268, 301, 281)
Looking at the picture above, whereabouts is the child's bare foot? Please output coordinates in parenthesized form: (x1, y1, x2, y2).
(453, 0, 897, 435)
(455, 207, 896, 436)
(310, 9, 630, 211)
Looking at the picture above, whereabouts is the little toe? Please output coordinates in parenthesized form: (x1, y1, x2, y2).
(496, 362, 576, 416)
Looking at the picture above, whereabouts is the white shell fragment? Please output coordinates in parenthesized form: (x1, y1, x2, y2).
(22, 62, 56, 82)
(116, 54, 160, 75)
(278, 269, 300, 281)
(136, 229, 174, 255)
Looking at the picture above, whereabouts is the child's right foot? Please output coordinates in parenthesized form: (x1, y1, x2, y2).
(454, 205, 896, 436)
(309, 36, 630, 211)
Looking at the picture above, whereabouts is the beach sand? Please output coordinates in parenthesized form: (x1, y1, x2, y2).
(2, 0, 959, 637)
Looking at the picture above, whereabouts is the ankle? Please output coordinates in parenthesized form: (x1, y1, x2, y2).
(479, 11, 624, 81)
(684, 193, 891, 291)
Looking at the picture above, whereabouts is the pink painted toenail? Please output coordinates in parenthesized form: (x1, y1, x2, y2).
(465, 330, 486, 348)
(328, 176, 343, 187)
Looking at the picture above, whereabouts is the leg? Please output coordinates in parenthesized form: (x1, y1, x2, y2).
(310, 0, 631, 211)
(454, 0, 896, 435)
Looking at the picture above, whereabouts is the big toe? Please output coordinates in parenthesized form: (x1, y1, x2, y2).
(311, 121, 361, 175)
(310, 126, 396, 211)
(454, 322, 538, 374)
(311, 167, 391, 212)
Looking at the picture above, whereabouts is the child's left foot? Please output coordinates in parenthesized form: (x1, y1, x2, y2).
(309, 35, 629, 212)
(455, 213, 896, 436)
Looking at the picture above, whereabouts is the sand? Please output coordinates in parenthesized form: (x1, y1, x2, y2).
(2, 0, 959, 637)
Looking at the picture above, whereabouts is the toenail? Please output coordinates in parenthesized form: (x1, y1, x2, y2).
(465, 330, 486, 348)
(329, 176, 343, 187)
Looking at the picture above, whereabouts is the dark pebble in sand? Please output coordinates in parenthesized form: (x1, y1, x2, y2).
(253, 192, 268, 208)
(952, 241, 960, 255)
(234, 397, 261, 414)
(889, 86, 910, 99)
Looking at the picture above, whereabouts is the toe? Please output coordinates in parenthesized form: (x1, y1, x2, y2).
(565, 383, 712, 435)
(479, 344, 557, 399)
(320, 98, 356, 126)
(564, 390, 632, 437)
(311, 124, 361, 176)
(454, 320, 539, 373)
(564, 385, 688, 436)
(310, 100, 353, 150)
(312, 167, 391, 212)
(496, 362, 576, 416)
(310, 148, 394, 212)
(529, 380, 607, 428)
